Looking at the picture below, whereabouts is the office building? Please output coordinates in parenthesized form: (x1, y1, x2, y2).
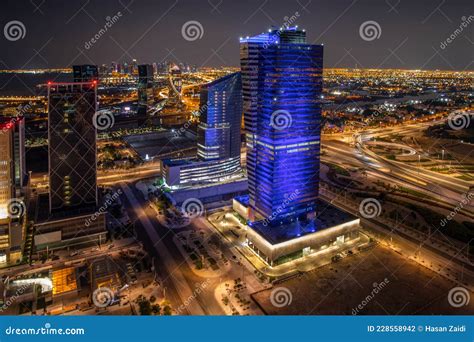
(0, 116, 27, 264)
(48, 82, 98, 213)
(240, 27, 323, 225)
(235, 27, 362, 266)
(33, 81, 106, 252)
(73, 65, 99, 83)
(197, 72, 242, 162)
(137, 64, 155, 123)
(160, 73, 247, 204)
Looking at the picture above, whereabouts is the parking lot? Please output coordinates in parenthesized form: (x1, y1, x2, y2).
(252, 245, 473, 315)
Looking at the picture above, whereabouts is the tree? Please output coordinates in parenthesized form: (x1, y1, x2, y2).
(152, 304, 161, 315)
(138, 299, 152, 315)
(163, 305, 172, 315)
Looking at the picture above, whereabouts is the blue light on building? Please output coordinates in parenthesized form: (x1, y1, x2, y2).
(240, 27, 324, 226)
(197, 72, 242, 162)
(161, 72, 244, 188)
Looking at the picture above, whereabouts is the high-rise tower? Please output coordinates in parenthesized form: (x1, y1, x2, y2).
(197, 72, 242, 162)
(240, 27, 324, 225)
(47, 82, 98, 213)
(0, 116, 27, 264)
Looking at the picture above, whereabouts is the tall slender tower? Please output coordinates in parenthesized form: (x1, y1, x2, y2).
(137, 64, 155, 125)
(0, 116, 26, 264)
(240, 27, 324, 225)
(197, 72, 242, 162)
(48, 81, 98, 213)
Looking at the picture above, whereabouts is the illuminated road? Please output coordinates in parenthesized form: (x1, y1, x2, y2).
(323, 117, 474, 217)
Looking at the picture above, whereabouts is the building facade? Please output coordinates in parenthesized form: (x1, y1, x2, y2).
(162, 72, 244, 189)
(137, 64, 155, 122)
(48, 82, 98, 213)
(240, 27, 324, 225)
(0, 116, 27, 264)
(197, 72, 242, 162)
(73, 65, 99, 83)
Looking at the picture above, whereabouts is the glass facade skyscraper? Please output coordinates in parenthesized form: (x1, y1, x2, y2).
(137, 64, 154, 123)
(162, 72, 244, 188)
(240, 27, 324, 226)
(48, 82, 98, 213)
(73, 65, 99, 83)
(197, 72, 242, 162)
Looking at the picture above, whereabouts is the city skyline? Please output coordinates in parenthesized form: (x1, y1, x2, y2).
(0, 0, 472, 327)
(0, 0, 473, 71)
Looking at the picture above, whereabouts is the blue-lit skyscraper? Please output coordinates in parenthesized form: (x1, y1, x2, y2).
(197, 72, 242, 162)
(240, 27, 324, 225)
(162, 72, 244, 188)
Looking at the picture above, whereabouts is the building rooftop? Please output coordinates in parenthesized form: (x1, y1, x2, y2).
(161, 157, 197, 167)
(89, 257, 121, 290)
(52, 267, 78, 296)
(234, 194, 250, 206)
(249, 199, 358, 245)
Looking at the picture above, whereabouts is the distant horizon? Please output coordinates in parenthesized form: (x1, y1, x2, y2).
(1, 66, 473, 73)
(1, 0, 472, 70)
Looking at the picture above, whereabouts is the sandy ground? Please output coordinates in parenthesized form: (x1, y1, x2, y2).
(252, 245, 473, 315)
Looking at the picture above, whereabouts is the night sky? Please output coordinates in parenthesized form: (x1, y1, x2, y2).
(0, 0, 472, 70)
